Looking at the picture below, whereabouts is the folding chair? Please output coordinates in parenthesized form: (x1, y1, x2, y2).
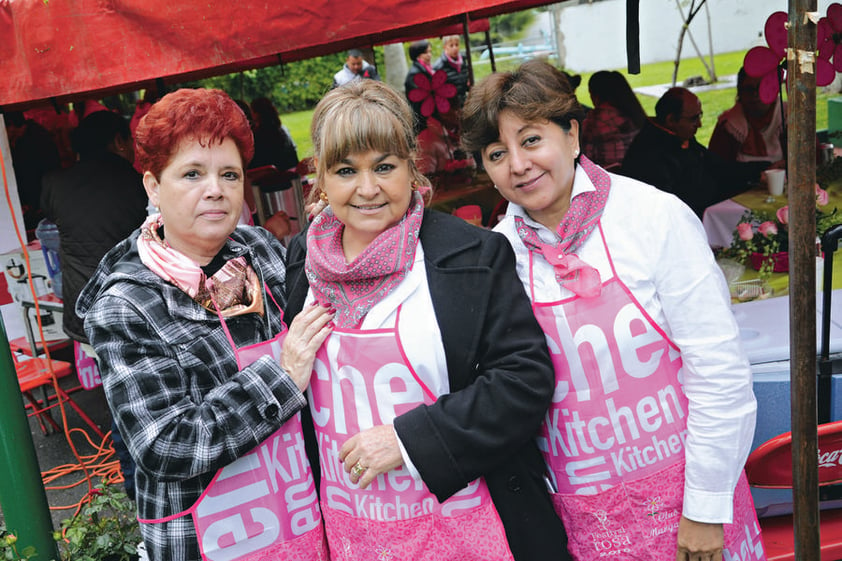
(12, 353, 105, 439)
(745, 420, 842, 560)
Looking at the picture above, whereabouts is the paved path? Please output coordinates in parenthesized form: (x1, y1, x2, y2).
(0, 349, 118, 532)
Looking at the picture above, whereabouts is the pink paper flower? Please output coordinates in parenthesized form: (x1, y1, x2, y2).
(737, 222, 755, 241)
(758, 221, 779, 237)
(817, 184, 830, 206)
(776, 206, 789, 225)
(818, 3, 842, 84)
(744, 11, 788, 104)
(407, 70, 457, 117)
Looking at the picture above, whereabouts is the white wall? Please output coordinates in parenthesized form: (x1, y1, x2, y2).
(548, 0, 838, 73)
(0, 117, 26, 254)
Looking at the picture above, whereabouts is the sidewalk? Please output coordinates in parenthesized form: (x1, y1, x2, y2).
(0, 349, 119, 532)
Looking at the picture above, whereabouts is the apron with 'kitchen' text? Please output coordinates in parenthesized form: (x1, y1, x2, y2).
(308, 303, 514, 561)
(138, 286, 327, 561)
(529, 224, 764, 560)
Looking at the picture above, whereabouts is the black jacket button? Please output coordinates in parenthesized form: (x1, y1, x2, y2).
(263, 403, 279, 419)
(507, 475, 521, 492)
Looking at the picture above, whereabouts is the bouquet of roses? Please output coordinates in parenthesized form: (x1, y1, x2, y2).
(729, 184, 840, 279)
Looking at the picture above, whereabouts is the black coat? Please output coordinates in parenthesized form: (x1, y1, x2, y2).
(41, 151, 147, 342)
(285, 210, 571, 561)
(433, 53, 470, 108)
(404, 60, 434, 133)
(621, 120, 769, 218)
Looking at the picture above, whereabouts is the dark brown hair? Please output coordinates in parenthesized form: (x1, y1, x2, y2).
(461, 59, 584, 156)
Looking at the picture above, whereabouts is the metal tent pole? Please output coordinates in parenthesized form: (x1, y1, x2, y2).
(0, 320, 59, 560)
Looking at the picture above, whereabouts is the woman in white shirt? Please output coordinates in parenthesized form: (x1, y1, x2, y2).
(461, 60, 763, 561)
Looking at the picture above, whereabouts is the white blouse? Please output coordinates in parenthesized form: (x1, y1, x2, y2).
(495, 164, 757, 524)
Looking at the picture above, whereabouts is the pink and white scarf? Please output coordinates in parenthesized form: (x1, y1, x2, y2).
(446, 53, 463, 74)
(305, 192, 424, 328)
(136, 214, 262, 317)
(514, 155, 610, 298)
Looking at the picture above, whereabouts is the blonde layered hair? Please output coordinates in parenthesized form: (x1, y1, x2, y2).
(309, 80, 431, 204)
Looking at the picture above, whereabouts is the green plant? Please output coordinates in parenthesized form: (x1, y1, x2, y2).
(56, 483, 141, 561)
(0, 524, 39, 561)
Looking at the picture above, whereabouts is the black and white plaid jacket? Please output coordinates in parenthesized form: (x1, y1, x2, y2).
(78, 225, 304, 561)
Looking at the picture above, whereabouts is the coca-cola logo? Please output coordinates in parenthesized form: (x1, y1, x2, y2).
(818, 447, 842, 468)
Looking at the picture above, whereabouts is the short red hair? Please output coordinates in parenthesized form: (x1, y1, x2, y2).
(134, 88, 254, 178)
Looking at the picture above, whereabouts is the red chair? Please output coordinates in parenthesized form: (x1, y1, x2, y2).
(745, 420, 842, 560)
(13, 353, 105, 439)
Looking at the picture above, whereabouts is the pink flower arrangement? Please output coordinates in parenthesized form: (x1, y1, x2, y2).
(730, 184, 841, 278)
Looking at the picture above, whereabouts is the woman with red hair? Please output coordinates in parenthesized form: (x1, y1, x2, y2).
(77, 88, 333, 561)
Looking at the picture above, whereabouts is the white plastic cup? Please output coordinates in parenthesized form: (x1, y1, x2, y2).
(764, 169, 786, 197)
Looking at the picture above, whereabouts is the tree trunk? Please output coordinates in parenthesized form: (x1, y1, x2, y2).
(383, 43, 408, 94)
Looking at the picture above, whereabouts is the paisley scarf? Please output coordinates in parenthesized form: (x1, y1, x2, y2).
(136, 214, 263, 317)
(514, 155, 610, 298)
(305, 191, 424, 328)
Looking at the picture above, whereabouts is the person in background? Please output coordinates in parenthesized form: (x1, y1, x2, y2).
(580, 70, 647, 170)
(4, 111, 62, 233)
(621, 86, 772, 218)
(560, 70, 590, 115)
(41, 111, 147, 343)
(285, 79, 570, 560)
(404, 39, 435, 133)
(249, 97, 299, 172)
(41, 110, 148, 500)
(709, 67, 785, 163)
(434, 34, 471, 108)
(24, 105, 77, 168)
(461, 59, 761, 561)
(77, 88, 333, 561)
(332, 48, 381, 88)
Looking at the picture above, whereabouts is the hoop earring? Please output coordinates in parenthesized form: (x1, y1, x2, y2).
(411, 183, 418, 192)
(319, 191, 328, 203)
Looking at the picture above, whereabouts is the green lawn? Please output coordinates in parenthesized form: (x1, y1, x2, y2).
(282, 50, 837, 158)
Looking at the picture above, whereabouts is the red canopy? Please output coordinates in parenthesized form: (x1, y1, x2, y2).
(0, 0, 544, 110)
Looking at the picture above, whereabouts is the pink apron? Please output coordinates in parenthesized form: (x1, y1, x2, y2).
(529, 225, 765, 560)
(308, 304, 514, 560)
(75, 341, 102, 389)
(139, 287, 328, 561)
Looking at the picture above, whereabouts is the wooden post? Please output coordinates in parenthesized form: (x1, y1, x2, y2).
(484, 29, 496, 73)
(462, 15, 474, 89)
(788, 0, 820, 558)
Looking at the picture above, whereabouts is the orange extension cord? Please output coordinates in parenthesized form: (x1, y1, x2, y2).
(0, 130, 122, 520)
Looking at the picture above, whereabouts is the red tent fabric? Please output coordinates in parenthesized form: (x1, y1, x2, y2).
(0, 0, 546, 110)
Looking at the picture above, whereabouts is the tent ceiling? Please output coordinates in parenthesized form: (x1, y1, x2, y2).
(1, 0, 556, 111)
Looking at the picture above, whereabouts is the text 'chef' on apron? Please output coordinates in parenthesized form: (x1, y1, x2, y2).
(139, 286, 328, 561)
(308, 304, 514, 561)
(528, 225, 764, 560)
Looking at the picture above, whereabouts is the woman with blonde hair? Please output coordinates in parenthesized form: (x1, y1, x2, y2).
(285, 79, 569, 560)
